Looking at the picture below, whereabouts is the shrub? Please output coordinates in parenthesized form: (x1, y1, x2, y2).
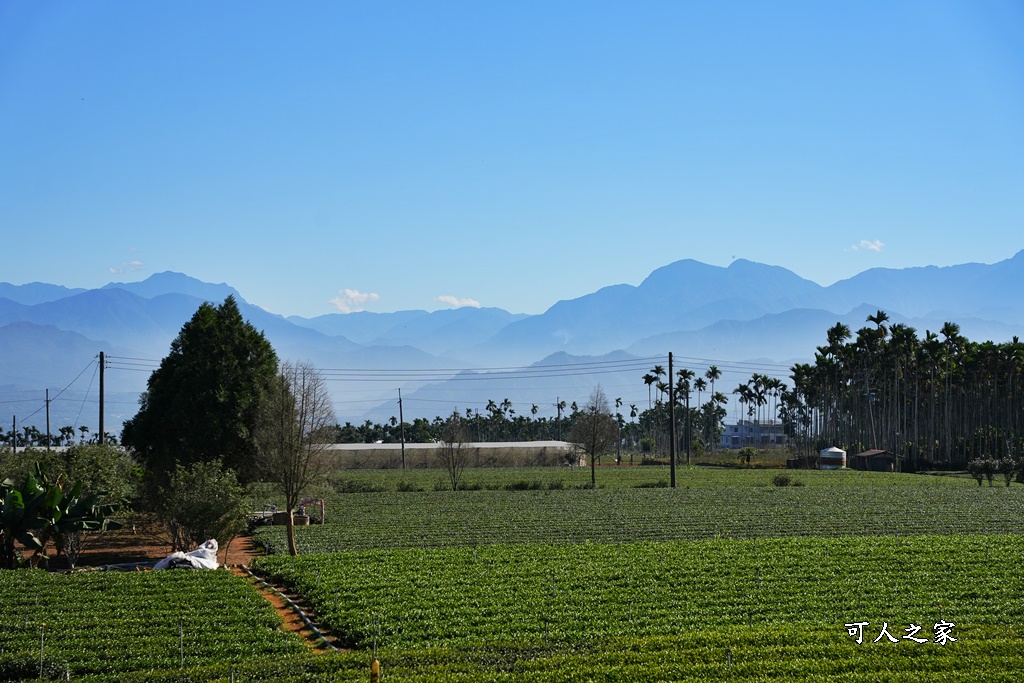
(997, 457, 1016, 487)
(967, 458, 985, 486)
(153, 460, 249, 552)
(505, 480, 543, 491)
(330, 478, 386, 494)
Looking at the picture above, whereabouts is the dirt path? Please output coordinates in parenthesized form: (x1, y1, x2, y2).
(235, 566, 344, 651)
(65, 524, 263, 569)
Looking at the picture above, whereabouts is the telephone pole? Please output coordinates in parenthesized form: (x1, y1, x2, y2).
(556, 397, 562, 441)
(98, 351, 105, 445)
(45, 389, 51, 451)
(398, 388, 407, 470)
(669, 352, 677, 488)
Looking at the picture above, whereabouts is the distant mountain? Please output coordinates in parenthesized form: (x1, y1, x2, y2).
(826, 250, 1024, 323)
(1, 251, 1022, 431)
(0, 282, 87, 305)
(475, 251, 1024, 362)
(290, 307, 529, 357)
(103, 271, 241, 303)
(0, 321, 140, 431)
(627, 305, 1022, 364)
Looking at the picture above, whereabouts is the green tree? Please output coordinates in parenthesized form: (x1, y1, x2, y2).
(122, 296, 278, 485)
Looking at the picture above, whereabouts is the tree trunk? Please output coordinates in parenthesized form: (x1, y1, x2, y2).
(286, 510, 298, 556)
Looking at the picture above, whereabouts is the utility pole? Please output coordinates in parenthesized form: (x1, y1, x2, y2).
(11, 416, 16, 454)
(556, 397, 562, 441)
(669, 352, 677, 488)
(685, 381, 691, 466)
(45, 389, 51, 451)
(98, 351, 105, 445)
(398, 388, 407, 470)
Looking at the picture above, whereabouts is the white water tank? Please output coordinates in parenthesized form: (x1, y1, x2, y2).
(819, 446, 846, 470)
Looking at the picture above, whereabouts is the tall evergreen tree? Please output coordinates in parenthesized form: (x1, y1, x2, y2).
(122, 296, 278, 484)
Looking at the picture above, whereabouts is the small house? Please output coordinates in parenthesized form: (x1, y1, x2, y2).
(851, 449, 903, 472)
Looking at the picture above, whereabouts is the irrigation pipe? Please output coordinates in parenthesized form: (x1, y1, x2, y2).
(241, 565, 341, 653)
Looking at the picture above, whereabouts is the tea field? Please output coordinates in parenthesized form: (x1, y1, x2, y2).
(251, 534, 1024, 680)
(254, 534, 1024, 649)
(0, 570, 305, 681)
(4, 467, 1024, 681)
(252, 478, 1021, 554)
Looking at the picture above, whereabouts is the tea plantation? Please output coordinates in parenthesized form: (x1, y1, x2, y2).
(3, 467, 1023, 681)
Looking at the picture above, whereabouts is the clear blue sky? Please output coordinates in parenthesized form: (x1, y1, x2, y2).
(2, 1, 1022, 318)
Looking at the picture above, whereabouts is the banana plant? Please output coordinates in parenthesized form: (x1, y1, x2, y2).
(44, 478, 123, 569)
(0, 468, 51, 569)
(1, 464, 122, 569)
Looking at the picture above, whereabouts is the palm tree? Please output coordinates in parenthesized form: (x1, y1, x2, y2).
(628, 403, 638, 457)
(615, 397, 624, 464)
(704, 366, 721, 451)
(642, 373, 657, 411)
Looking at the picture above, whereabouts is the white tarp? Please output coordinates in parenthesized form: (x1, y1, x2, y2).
(154, 539, 220, 570)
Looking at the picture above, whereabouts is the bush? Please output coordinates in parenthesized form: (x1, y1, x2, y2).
(997, 457, 1016, 487)
(505, 480, 543, 491)
(738, 447, 758, 467)
(0, 444, 138, 509)
(153, 460, 249, 552)
(967, 458, 985, 486)
(771, 473, 792, 487)
(330, 477, 386, 494)
(968, 457, 999, 486)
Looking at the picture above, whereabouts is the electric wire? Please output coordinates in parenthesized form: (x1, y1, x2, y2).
(72, 360, 100, 433)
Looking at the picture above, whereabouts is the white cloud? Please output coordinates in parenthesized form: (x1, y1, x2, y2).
(436, 295, 481, 309)
(108, 259, 146, 275)
(849, 239, 885, 253)
(329, 288, 380, 313)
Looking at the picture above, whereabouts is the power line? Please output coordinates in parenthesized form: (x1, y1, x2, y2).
(72, 360, 99, 433)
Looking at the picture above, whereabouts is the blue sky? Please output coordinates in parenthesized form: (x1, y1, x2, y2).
(2, 1, 1022, 318)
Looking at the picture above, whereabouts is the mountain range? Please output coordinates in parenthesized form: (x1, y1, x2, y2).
(2, 250, 1022, 433)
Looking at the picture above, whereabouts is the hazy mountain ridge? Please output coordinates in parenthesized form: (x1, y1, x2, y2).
(1, 252, 1021, 427)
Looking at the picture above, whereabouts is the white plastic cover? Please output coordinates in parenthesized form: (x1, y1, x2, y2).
(154, 539, 220, 570)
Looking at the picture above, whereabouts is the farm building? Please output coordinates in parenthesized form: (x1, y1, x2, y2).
(851, 449, 903, 472)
